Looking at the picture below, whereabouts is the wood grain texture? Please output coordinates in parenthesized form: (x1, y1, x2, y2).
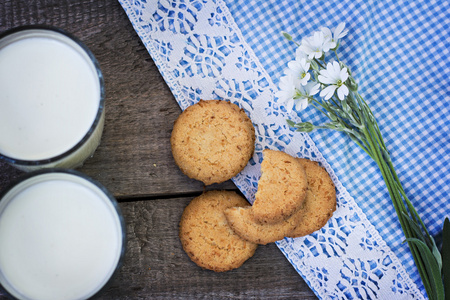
(98, 199, 316, 299)
(0, 0, 236, 197)
(0, 0, 317, 298)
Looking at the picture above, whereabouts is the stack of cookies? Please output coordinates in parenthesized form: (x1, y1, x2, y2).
(225, 149, 337, 245)
(171, 100, 336, 272)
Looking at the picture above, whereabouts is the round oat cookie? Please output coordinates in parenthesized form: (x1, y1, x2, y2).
(251, 149, 308, 224)
(224, 206, 303, 245)
(179, 190, 258, 272)
(287, 158, 337, 238)
(171, 100, 255, 185)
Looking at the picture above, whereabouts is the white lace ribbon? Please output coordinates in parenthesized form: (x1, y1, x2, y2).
(119, 0, 424, 298)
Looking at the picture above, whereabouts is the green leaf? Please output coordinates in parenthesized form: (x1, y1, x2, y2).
(286, 119, 296, 127)
(282, 31, 293, 41)
(402, 212, 443, 272)
(342, 98, 352, 114)
(405, 238, 444, 300)
(431, 237, 443, 274)
(402, 211, 427, 245)
(442, 218, 450, 299)
(294, 122, 315, 132)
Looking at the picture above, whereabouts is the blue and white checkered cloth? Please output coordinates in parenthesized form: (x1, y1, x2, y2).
(225, 0, 449, 294)
(119, 0, 449, 298)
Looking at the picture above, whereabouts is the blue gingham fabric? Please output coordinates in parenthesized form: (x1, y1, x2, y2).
(225, 0, 449, 295)
(118, 0, 449, 298)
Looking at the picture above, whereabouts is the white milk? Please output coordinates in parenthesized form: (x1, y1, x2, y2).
(0, 172, 124, 300)
(0, 29, 104, 170)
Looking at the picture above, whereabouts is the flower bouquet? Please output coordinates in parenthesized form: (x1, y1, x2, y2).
(277, 23, 449, 300)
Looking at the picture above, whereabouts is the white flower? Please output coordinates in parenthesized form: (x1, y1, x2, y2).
(276, 73, 320, 112)
(295, 47, 310, 62)
(275, 72, 297, 112)
(299, 31, 331, 60)
(320, 27, 337, 50)
(333, 22, 348, 40)
(294, 81, 321, 111)
(286, 57, 310, 86)
(321, 22, 348, 50)
(318, 61, 349, 100)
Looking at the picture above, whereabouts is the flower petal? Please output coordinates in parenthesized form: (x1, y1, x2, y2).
(323, 40, 336, 51)
(302, 60, 311, 71)
(319, 67, 330, 77)
(309, 83, 321, 95)
(340, 67, 349, 81)
(295, 47, 308, 60)
(334, 22, 348, 39)
(285, 98, 295, 113)
(337, 84, 349, 100)
(318, 75, 335, 85)
(321, 27, 332, 40)
(278, 75, 292, 89)
(320, 85, 337, 100)
(287, 60, 297, 71)
(300, 73, 310, 86)
(331, 61, 341, 74)
(296, 98, 309, 111)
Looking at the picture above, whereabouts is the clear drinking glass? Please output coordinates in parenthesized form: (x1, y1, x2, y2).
(0, 169, 126, 300)
(0, 26, 105, 171)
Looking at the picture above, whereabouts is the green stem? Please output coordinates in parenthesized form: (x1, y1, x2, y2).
(334, 49, 341, 63)
(313, 92, 432, 287)
(310, 101, 329, 117)
(311, 98, 348, 125)
(363, 116, 433, 296)
(357, 93, 432, 238)
(396, 181, 429, 236)
(341, 129, 373, 158)
(311, 94, 373, 157)
(314, 58, 325, 69)
(346, 93, 365, 129)
(330, 97, 340, 108)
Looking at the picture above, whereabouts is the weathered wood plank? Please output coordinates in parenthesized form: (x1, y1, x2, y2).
(0, 0, 236, 197)
(0, 1, 317, 298)
(97, 198, 316, 299)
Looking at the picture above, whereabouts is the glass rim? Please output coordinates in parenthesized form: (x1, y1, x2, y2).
(0, 25, 105, 166)
(0, 168, 126, 300)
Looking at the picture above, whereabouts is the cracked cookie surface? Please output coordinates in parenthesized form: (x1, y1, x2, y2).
(224, 206, 303, 245)
(171, 100, 255, 185)
(287, 158, 337, 238)
(179, 191, 258, 272)
(251, 149, 308, 224)
(223, 157, 335, 244)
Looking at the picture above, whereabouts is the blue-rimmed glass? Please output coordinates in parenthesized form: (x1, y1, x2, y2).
(0, 169, 126, 300)
(0, 26, 105, 171)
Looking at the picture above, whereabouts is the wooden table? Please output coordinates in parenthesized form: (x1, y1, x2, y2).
(0, 1, 316, 299)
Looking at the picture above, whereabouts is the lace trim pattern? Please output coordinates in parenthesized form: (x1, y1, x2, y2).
(119, 0, 424, 298)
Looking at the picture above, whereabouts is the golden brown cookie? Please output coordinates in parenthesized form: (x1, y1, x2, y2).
(224, 206, 303, 245)
(179, 190, 258, 272)
(171, 100, 255, 185)
(287, 158, 336, 238)
(251, 149, 308, 224)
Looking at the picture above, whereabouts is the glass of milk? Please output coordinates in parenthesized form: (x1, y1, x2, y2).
(0, 26, 105, 171)
(0, 169, 126, 300)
